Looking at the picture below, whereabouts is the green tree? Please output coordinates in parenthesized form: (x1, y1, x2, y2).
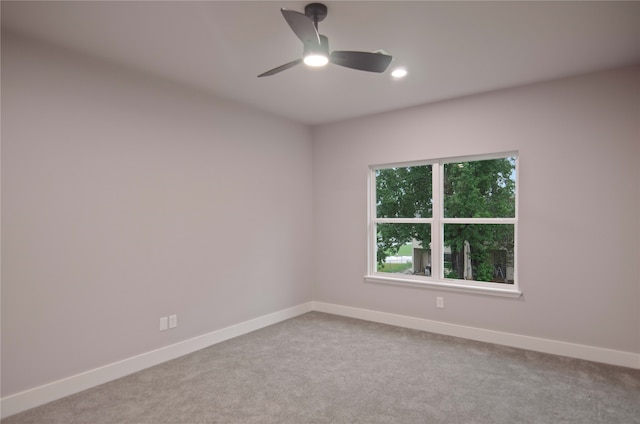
(443, 158, 515, 219)
(443, 158, 515, 281)
(375, 165, 432, 264)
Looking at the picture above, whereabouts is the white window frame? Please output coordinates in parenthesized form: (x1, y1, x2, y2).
(365, 152, 521, 298)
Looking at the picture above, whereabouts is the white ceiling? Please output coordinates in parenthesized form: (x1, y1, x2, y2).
(2, 1, 639, 125)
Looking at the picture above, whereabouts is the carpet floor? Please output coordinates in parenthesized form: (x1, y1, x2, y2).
(3, 311, 640, 423)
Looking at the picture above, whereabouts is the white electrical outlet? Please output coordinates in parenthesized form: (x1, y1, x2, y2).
(159, 316, 169, 331)
(436, 297, 444, 309)
(169, 314, 177, 329)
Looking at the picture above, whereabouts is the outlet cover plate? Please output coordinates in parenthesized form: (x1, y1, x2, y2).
(160, 316, 169, 331)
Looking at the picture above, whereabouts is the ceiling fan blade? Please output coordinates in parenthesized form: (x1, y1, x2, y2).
(280, 8, 321, 48)
(330, 51, 393, 73)
(257, 58, 303, 77)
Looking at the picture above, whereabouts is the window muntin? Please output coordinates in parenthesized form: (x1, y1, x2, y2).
(369, 153, 518, 294)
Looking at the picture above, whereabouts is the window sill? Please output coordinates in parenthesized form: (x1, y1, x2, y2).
(364, 274, 522, 298)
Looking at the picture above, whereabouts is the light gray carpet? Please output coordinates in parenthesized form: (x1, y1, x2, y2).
(3, 311, 640, 423)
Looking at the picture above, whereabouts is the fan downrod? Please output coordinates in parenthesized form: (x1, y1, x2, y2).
(304, 3, 327, 23)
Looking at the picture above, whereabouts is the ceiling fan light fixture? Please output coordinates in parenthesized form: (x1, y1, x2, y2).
(304, 53, 329, 67)
(303, 34, 330, 67)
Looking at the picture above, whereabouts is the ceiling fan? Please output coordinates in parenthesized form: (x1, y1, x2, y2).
(258, 2, 393, 77)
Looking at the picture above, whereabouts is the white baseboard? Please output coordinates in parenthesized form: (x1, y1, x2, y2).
(0, 302, 313, 419)
(312, 301, 640, 370)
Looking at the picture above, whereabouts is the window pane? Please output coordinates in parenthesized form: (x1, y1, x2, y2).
(376, 223, 432, 275)
(443, 157, 516, 218)
(443, 224, 514, 284)
(376, 165, 432, 218)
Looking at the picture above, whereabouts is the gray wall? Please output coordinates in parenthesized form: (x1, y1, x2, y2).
(312, 66, 640, 353)
(1, 34, 314, 396)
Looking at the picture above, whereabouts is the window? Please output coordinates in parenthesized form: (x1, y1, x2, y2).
(367, 153, 520, 297)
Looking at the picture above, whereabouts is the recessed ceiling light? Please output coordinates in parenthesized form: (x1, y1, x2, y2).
(391, 68, 407, 78)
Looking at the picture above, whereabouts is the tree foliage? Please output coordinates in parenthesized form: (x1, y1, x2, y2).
(375, 165, 432, 264)
(443, 158, 515, 219)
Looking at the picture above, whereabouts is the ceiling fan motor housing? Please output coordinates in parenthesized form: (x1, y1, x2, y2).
(304, 34, 330, 58)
